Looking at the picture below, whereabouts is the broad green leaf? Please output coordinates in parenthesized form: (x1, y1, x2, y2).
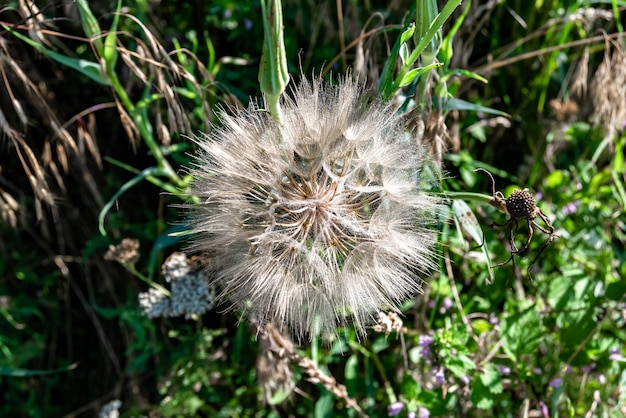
(470, 379, 494, 409)
(314, 390, 334, 418)
(401, 372, 422, 399)
(479, 364, 503, 395)
(501, 306, 543, 361)
(606, 281, 626, 301)
(445, 354, 476, 378)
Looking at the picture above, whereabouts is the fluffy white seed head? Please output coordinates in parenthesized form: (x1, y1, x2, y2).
(187, 77, 442, 337)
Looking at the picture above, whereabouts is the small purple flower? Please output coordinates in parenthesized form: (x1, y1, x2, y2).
(535, 192, 543, 201)
(442, 297, 453, 312)
(562, 200, 580, 216)
(419, 335, 434, 346)
(418, 334, 434, 357)
(460, 375, 470, 385)
(533, 368, 542, 375)
(539, 400, 549, 418)
(407, 412, 416, 418)
(609, 347, 622, 361)
(488, 313, 499, 325)
(582, 362, 596, 373)
(223, 9, 232, 19)
(244, 19, 253, 30)
(549, 378, 562, 388)
(497, 365, 511, 376)
(418, 406, 431, 418)
(433, 366, 445, 385)
(387, 401, 404, 417)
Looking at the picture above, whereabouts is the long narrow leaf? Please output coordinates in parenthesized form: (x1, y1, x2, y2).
(3, 26, 110, 85)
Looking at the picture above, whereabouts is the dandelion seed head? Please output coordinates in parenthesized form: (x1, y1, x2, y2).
(187, 77, 442, 337)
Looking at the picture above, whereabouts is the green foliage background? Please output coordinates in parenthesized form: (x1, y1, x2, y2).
(0, 0, 625, 417)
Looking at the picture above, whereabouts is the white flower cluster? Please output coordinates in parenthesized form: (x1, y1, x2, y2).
(138, 253, 215, 319)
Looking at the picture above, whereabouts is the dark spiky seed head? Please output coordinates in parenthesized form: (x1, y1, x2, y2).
(506, 189, 536, 219)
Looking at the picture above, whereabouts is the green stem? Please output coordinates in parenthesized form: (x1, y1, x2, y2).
(444, 191, 495, 206)
(383, 0, 461, 100)
(126, 264, 171, 296)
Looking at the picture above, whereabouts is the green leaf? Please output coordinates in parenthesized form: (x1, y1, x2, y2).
(259, 0, 289, 122)
(500, 306, 543, 361)
(98, 166, 171, 236)
(75, 0, 104, 56)
(4, 26, 110, 86)
(606, 281, 626, 301)
(479, 365, 503, 395)
(445, 97, 510, 117)
(445, 354, 476, 378)
(344, 354, 359, 396)
(439, 0, 471, 64)
(400, 22, 416, 45)
(102, 0, 123, 72)
(399, 63, 441, 87)
(314, 390, 334, 418)
(399, 43, 410, 65)
(0, 363, 77, 377)
(442, 68, 488, 84)
(401, 372, 422, 399)
(451, 199, 494, 281)
(147, 225, 188, 280)
(470, 378, 494, 409)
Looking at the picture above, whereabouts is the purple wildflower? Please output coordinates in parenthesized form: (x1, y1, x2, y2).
(418, 334, 434, 358)
(418, 406, 431, 418)
(497, 365, 511, 376)
(562, 200, 580, 216)
(441, 297, 453, 312)
(549, 378, 562, 388)
(609, 347, 622, 361)
(582, 362, 596, 373)
(387, 401, 404, 417)
(433, 366, 445, 385)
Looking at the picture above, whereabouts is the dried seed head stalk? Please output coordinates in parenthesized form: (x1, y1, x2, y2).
(259, 322, 368, 417)
(187, 77, 442, 337)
